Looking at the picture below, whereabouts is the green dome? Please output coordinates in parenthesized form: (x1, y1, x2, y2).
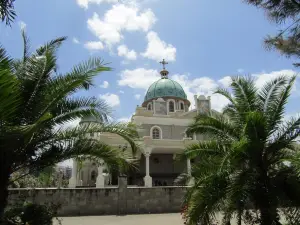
(144, 78, 187, 102)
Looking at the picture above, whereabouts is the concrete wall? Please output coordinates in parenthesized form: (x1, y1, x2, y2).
(7, 180, 187, 216)
(141, 124, 187, 140)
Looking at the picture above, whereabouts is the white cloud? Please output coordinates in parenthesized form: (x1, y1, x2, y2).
(73, 37, 80, 44)
(119, 90, 125, 94)
(100, 81, 109, 88)
(134, 94, 141, 99)
(218, 76, 231, 88)
(118, 68, 160, 89)
(284, 112, 300, 122)
(117, 45, 137, 60)
(117, 68, 299, 112)
(118, 116, 132, 123)
(99, 93, 120, 107)
(252, 70, 297, 89)
(121, 60, 130, 65)
(18, 21, 26, 30)
(237, 68, 244, 73)
(170, 74, 228, 112)
(84, 41, 104, 50)
(87, 4, 156, 46)
(77, 0, 118, 9)
(118, 67, 228, 112)
(141, 31, 176, 62)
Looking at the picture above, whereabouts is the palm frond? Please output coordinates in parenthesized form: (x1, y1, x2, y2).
(0, 0, 16, 26)
(187, 113, 239, 141)
(258, 75, 289, 113)
(182, 140, 230, 160)
(0, 48, 20, 123)
(231, 76, 258, 113)
(0, 45, 12, 68)
(266, 75, 297, 134)
(37, 58, 111, 119)
(51, 97, 111, 125)
(35, 36, 67, 56)
(214, 87, 236, 106)
(52, 123, 139, 156)
(185, 171, 229, 225)
(21, 29, 31, 62)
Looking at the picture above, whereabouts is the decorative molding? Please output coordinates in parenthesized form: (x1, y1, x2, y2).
(156, 97, 165, 102)
(144, 147, 152, 157)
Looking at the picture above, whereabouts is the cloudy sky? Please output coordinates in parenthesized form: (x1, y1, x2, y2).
(1, 0, 300, 123)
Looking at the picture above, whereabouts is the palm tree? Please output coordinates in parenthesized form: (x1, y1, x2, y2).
(0, 0, 16, 25)
(182, 75, 300, 225)
(0, 31, 139, 220)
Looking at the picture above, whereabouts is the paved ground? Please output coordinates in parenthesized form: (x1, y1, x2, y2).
(54, 214, 184, 225)
(54, 213, 287, 225)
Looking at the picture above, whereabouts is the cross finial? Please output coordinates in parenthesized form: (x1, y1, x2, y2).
(159, 59, 168, 70)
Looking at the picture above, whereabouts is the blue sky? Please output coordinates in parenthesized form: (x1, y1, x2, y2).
(1, 0, 299, 123)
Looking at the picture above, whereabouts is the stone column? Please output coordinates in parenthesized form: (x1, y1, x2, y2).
(187, 158, 191, 176)
(68, 159, 78, 188)
(187, 158, 195, 186)
(96, 160, 105, 188)
(118, 175, 128, 215)
(143, 150, 152, 187)
(58, 170, 63, 188)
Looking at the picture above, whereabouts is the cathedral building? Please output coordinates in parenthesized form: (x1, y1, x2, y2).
(68, 60, 212, 188)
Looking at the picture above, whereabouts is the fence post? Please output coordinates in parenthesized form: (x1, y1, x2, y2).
(118, 175, 128, 215)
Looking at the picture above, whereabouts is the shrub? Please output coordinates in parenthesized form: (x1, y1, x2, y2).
(3, 202, 60, 225)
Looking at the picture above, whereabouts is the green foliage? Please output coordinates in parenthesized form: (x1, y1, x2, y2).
(0, 31, 139, 217)
(245, 0, 300, 66)
(182, 75, 300, 225)
(3, 202, 60, 225)
(0, 0, 16, 26)
(8, 166, 71, 188)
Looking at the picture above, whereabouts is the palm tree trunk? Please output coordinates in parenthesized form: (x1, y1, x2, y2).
(259, 207, 282, 225)
(0, 163, 11, 222)
(256, 176, 282, 225)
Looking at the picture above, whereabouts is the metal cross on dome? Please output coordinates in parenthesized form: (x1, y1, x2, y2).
(159, 59, 168, 70)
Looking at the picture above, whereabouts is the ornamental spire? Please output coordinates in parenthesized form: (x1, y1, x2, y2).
(159, 59, 169, 79)
(160, 59, 168, 70)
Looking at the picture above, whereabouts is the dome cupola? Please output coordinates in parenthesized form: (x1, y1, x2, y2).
(142, 59, 190, 107)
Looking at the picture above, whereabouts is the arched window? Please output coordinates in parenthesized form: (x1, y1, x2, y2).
(152, 128, 160, 139)
(147, 103, 152, 111)
(169, 101, 175, 113)
(180, 102, 184, 110)
(151, 126, 162, 139)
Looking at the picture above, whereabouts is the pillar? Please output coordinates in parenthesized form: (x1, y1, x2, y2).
(143, 151, 152, 187)
(187, 158, 191, 176)
(68, 159, 78, 188)
(118, 175, 128, 215)
(187, 158, 195, 186)
(96, 160, 105, 188)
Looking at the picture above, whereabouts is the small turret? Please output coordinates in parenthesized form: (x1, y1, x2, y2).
(194, 95, 211, 114)
(159, 59, 169, 79)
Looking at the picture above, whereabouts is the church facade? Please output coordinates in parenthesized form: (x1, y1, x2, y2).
(68, 60, 212, 188)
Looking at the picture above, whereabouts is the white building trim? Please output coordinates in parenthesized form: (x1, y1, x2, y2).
(150, 125, 163, 139)
(133, 115, 192, 126)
